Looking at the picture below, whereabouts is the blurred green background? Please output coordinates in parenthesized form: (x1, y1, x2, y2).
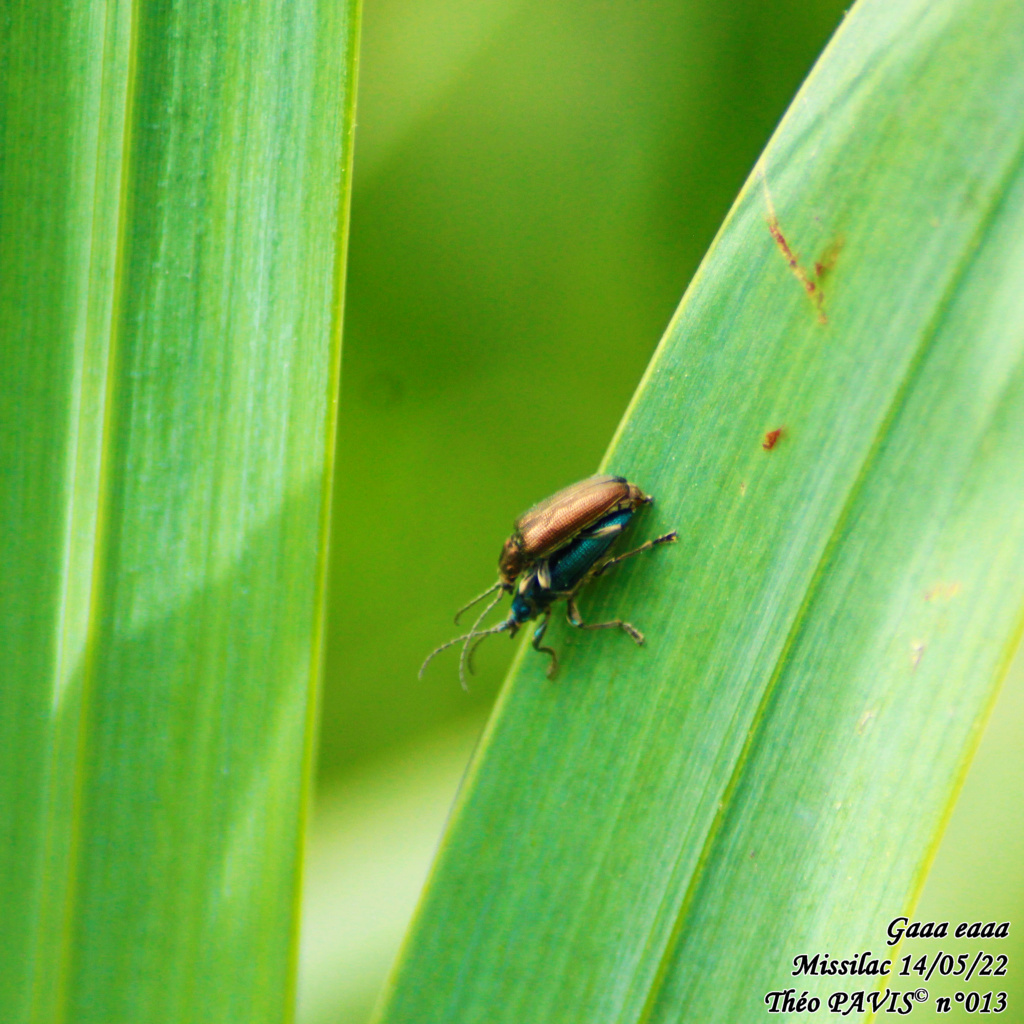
(301, 1, 1024, 1021)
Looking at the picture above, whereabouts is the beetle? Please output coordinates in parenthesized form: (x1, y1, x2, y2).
(452, 474, 652, 624)
(420, 474, 676, 687)
(496, 474, 651, 590)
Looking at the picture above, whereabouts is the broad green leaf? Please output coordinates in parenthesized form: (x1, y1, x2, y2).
(374, 0, 1024, 1021)
(0, 0, 359, 1021)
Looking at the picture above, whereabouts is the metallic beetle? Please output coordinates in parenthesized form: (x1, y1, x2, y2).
(496, 474, 650, 589)
(420, 474, 676, 687)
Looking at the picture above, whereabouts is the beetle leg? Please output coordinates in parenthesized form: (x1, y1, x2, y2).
(537, 559, 552, 589)
(586, 520, 626, 538)
(566, 596, 645, 646)
(532, 609, 558, 678)
(591, 530, 678, 578)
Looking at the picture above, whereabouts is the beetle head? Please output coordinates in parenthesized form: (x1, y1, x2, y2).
(498, 533, 525, 587)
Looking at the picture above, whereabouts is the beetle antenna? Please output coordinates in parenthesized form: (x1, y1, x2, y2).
(464, 631, 491, 677)
(419, 618, 514, 689)
(453, 580, 503, 624)
(458, 587, 506, 681)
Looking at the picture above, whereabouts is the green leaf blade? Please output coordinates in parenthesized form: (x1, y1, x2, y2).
(0, 0, 135, 1015)
(375, 1, 1024, 1020)
(0, 0, 359, 1020)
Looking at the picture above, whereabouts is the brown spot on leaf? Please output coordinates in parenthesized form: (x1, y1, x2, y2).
(814, 235, 845, 281)
(762, 171, 840, 325)
(766, 214, 826, 324)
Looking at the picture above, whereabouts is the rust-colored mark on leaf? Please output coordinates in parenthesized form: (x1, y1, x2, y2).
(767, 213, 827, 324)
(924, 581, 961, 602)
(762, 427, 784, 451)
(762, 171, 833, 325)
(814, 236, 845, 282)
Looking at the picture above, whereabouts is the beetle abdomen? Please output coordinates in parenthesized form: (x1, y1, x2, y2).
(545, 509, 634, 593)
